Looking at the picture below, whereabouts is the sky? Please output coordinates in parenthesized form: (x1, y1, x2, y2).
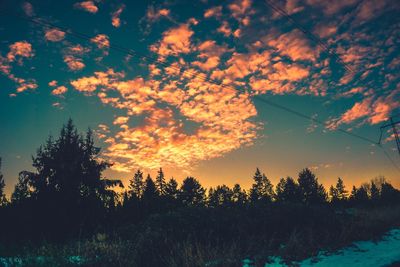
(0, 0, 399, 196)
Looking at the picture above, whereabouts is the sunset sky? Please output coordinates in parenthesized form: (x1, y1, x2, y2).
(0, 0, 399, 196)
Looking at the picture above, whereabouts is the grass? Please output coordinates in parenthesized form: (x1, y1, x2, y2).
(2, 204, 400, 267)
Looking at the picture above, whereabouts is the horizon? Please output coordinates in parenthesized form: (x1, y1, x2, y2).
(1, 0, 400, 197)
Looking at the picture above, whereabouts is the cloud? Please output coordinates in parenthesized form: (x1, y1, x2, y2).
(113, 116, 129, 125)
(269, 62, 310, 81)
(74, 1, 98, 13)
(111, 4, 125, 28)
(228, 0, 252, 20)
(150, 22, 195, 57)
(285, 0, 304, 15)
(204, 6, 223, 18)
(217, 21, 232, 37)
(91, 34, 110, 49)
(44, 29, 66, 42)
(327, 88, 400, 129)
(48, 80, 58, 87)
(51, 86, 68, 95)
(67, 44, 90, 56)
(146, 6, 170, 22)
(306, 0, 358, 15)
(63, 55, 85, 71)
(16, 80, 38, 93)
(22, 2, 35, 17)
(192, 57, 220, 71)
(266, 30, 317, 62)
(7, 41, 34, 62)
(70, 68, 259, 172)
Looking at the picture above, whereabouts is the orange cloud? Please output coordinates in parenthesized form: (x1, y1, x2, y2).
(51, 86, 68, 95)
(146, 7, 170, 21)
(74, 1, 98, 13)
(266, 30, 317, 62)
(45, 29, 66, 42)
(113, 116, 129, 125)
(91, 34, 110, 49)
(204, 6, 223, 18)
(151, 22, 194, 57)
(16, 80, 38, 93)
(327, 88, 400, 129)
(7, 41, 34, 62)
(64, 55, 85, 71)
(270, 62, 310, 81)
(111, 4, 125, 27)
(70, 68, 259, 173)
(192, 56, 220, 71)
(228, 0, 252, 20)
(48, 80, 58, 87)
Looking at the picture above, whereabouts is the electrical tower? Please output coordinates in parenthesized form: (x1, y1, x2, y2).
(379, 117, 400, 157)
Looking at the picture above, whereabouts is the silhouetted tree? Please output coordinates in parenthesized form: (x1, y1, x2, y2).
(179, 177, 205, 206)
(129, 170, 144, 199)
(370, 181, 380, 202)
(165, 178, 179, 200)
(329, 177, 348, 204)
(208, 185, 233, 208)
(298, 168, 327, 205)
(276, 177, 302, 203)
(250, 168, 274, 203)
(0, 158, 6, 206)
(155, 168, 166, 196)
(350, 185, 369, 205)
(11, 171, 33, 204)
(380, 182, 400, 204)
(15, 120, 122, 238)
(232, 184, 247, 205)
(142, 175, 158, 213)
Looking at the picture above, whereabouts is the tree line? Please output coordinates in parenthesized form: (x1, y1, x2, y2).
(0, 120, 399, 242)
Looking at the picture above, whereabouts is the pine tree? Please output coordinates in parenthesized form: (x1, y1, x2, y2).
(335, 177, 348, 201)
(129, 169, 144, 199)
(329, 185, 339, 202)
(142, 175, 158, 212)
(11, 171, 33, 204)
(370, 181, 380, 202)
(298, 168, 327, 205)
(25, 119, 120, 203)
(179, 177, 205, 206)
(250, 168, 274, 203)
(276, 177, 301, 203)
(208, 185, 233, 207)
(165, 177, 179, 199)
(232, 184, 247, 205)
(155, 168, 166, 196)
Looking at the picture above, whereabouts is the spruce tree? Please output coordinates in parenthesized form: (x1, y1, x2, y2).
(298, 168, 327, 205)
(155, 168, 166, 196)
(179, 177, 205, 206)
(129, 169, 144, 199)
(250, 168, 274, 203)
(165, 178, 179, 199)
(232, 184, 247, 205)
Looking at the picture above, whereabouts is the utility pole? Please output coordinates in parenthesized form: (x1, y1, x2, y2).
(379, 117, 400, 157)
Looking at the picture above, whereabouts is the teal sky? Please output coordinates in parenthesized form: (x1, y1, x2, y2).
(0, 0, 399, 196)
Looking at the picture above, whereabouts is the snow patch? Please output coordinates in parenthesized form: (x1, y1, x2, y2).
(262, 228, 400, 267)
